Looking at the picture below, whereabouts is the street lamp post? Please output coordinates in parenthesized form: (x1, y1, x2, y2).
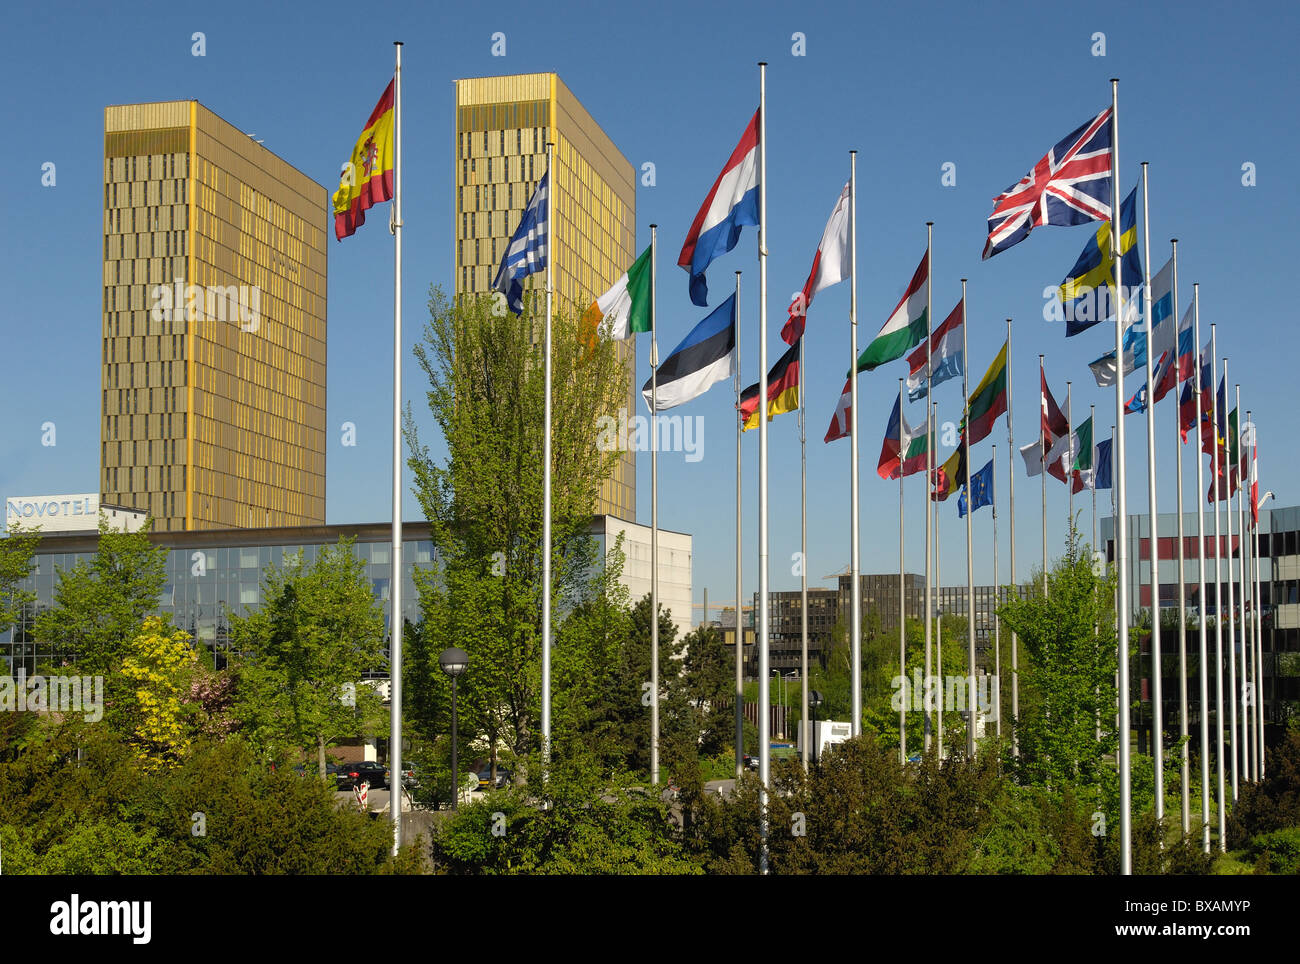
(809, 689, 823, 764)
(439, 647, 469, 810)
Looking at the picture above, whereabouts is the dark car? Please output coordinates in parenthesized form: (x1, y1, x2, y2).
(337, 761, 388, 790)
(476, 768, 511, 791)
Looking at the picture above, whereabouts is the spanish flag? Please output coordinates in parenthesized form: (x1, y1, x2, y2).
(333, 80, 395, 240)
(739, 339, 801, 431)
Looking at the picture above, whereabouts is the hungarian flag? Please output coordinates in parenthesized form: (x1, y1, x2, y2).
(581, 245, 652, 350)
(932, 442, 967, 502)
(332, 80, 395, 240)
(740, 339, 801, 431)
(858, 251, 929, 370)
(966, 341, 1008, 444)
(1071, 417, 1094, 493)
(877, 395, 929, 480)
(783, 183, 850, 344)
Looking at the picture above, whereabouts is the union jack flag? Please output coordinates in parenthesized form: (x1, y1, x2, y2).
(983, 107, 1114, 260)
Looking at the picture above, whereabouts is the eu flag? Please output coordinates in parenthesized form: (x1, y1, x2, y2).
(957, 459, 994, 517)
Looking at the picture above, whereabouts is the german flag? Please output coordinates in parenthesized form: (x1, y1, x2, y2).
(333, 80, 395, 240)
(739, 339, 801, 432)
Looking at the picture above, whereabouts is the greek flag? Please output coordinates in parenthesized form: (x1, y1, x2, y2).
(492, 172, 548, 315)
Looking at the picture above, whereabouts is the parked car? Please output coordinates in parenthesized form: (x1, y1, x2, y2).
(743, 754, 759, 772)
(476, 767, 511, 791)
(337, 761, 387, 790)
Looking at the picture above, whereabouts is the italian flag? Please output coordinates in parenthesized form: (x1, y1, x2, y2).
(858, 250, 929, 371)
(582, 245, 652, 344)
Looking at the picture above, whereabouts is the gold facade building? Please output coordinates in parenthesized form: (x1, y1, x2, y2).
(453, 73, 637, 521)
(102, 101, 328, 531)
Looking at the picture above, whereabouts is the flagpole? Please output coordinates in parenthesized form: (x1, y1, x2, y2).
(849, 152, 862, 740)
(1211, 330, 1225, 851)
(388, 39, 404, 855)
(650, 224, 660, 787)
(1252, 430, 1264, 778)
(1171, 239, 1190, 835)
(1237, 385, 1250, 782)
(1225, 368, 1239, 805)
(1140, 161, 1164, 825)
(1040, 355, 1047, 596)
(756, 60, 771, 875)
(541, 138, 555, 774)
(898, 375, 907, 764)
(1193, 283, 1211, 852)
(993, 441, 1002, 740)
(962, 280, 976, 759)
(800, 328, 809, 770)
(1006, 318, 1019, 756)
(735, 270, 744, 780)
(1067, 380, 1074, 532)
(1091, 403, 1098, 552)
(935, 398, 943, 760)
(923, 221, 933, 753)
(1241, 406, 1252, 781)
(1109, 77, 1133, 876)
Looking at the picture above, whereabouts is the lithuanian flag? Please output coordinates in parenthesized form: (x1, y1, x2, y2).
(739, 339, 801, 431)
(965, 341, 1008, 444)
(333, 80, 395, 240)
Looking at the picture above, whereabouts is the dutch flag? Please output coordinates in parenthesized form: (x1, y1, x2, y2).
(677, 111, 760, 307)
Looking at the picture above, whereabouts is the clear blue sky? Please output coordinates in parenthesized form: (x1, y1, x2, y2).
(1, 0, 1296, 621)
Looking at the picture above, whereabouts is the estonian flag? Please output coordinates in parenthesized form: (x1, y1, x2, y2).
(642, 294, 736, 413)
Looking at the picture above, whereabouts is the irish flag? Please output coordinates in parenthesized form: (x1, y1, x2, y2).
(859, 250, 929, 370)
(582, 245, 652, 344)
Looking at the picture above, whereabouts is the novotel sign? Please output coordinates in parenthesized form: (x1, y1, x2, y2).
(6, 494, 100, 532)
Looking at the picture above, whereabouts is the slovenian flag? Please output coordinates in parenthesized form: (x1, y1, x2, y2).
(1176, 302, 1195, 381)
(678, 112, 760, 307)
(642, 295, 736, 412)
(906, 299, 964, 401)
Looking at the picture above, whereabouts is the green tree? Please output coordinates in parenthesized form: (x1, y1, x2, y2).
(404, 288, 628, 766)
(34, 518, 168, 677)
(229, 540, 386, 773)
(0, 521, 39, 633)
(998, 526, 1119, 801)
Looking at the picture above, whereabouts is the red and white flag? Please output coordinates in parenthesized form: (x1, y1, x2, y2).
(783, 182, 851, 344)
(824, 378, 853, 443)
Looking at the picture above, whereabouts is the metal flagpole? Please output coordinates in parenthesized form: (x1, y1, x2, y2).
(800, 330, 809, 770)
(850, 152, 862, 739)
(1040, 355, 1048, 596)
(1193, 284, 1211, 852)
(1067, 381, 1074, 533)
(962, 280, 976, 759)
(993, 442, 1001, 739)
(1140, 162, 1164, 825)
(389, 40, 404, 854)
(923, 222, 933, 752)
(541, 138, 555, 774)
(1225, 372, 1239, 804)
(1211, 331, 1225, 851)
(1237, 387, 1250, 782)
(1242, 407, 1253, 781)
(1109, 77, 1132, 875)
(1252, 436, 1264, 778)
(1091, 404, 1098, 553)
(757, 61, 770, 875)
(935, 398, 943, 760)
(899, 376, 907, 764)
(1172, 239, 1189, 835)
(735, 270, 744, 780)
(1006, 318, 1019, 755)
(650, 225, 660, 787)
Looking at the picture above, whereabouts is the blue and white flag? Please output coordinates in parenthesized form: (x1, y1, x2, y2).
(1088, 257, 1175, 387)
(492, 171, 548, 315)
(641, 294, 737, 413)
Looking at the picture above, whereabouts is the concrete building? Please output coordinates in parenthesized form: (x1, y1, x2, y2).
(102, 101, 328, 531)
(453, 73, 636, 521)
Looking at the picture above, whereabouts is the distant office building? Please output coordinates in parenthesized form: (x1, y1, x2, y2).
(838, 572, 926, 634)
(589, 516, 693, 642)
(102, 101, 328, 531)
(453, 73, 636, 521)
(1104, 505, 1298, 735)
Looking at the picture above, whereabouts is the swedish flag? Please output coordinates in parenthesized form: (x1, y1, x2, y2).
(1058, 186, 1142, 336)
